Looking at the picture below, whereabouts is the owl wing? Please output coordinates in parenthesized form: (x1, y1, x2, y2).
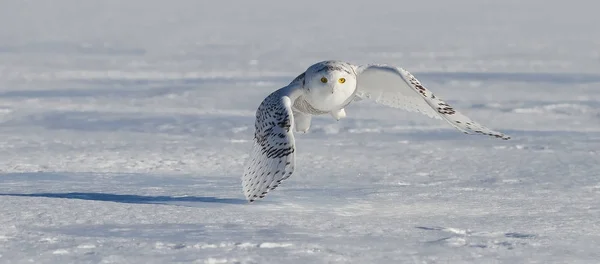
(242, 82, 304, 202)
(354, 64, 510, 140)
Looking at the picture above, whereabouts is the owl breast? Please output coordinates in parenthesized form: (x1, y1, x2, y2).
(293, 87, 357, 115)
(292, 96, 330, 115)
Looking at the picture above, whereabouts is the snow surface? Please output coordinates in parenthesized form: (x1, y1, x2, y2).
(1, 0, 600, 263)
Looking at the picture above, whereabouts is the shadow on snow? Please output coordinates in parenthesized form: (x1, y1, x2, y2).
(0, 192, 247, 205)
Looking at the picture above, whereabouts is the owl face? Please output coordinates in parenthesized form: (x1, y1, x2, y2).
(303, 61, 357, 111)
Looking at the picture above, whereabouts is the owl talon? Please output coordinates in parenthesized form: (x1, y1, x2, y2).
(331, 108, 346, 121)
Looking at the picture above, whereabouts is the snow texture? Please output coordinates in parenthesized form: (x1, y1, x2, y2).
(1, 0, 599, 263)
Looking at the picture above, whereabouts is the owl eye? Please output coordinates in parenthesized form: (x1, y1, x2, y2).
(338, 78, 346, 84)
(320, 77, 328, 83)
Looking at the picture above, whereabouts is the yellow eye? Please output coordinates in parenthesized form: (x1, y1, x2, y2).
(320, 77, 328, 83)
(338, 78, 346, 84)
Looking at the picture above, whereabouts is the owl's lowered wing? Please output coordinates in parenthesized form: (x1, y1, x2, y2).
(355, 64, 510, 140)
(242, 83, 303, 202)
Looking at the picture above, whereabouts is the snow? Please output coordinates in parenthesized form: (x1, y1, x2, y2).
(1, 0, 599, 263)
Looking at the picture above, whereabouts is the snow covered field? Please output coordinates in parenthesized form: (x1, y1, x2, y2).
(1, 0, 599, 263)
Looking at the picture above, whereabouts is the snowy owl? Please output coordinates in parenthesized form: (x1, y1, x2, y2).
(242, 61, 509, 202)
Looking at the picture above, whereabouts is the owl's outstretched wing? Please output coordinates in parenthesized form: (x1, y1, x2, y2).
(354, 64, 510, 140)
(242, 83, 303, 202)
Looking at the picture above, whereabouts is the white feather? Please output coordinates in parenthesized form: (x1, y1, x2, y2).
(242, 83, 303, 202)
(355, 64, 510, 140)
